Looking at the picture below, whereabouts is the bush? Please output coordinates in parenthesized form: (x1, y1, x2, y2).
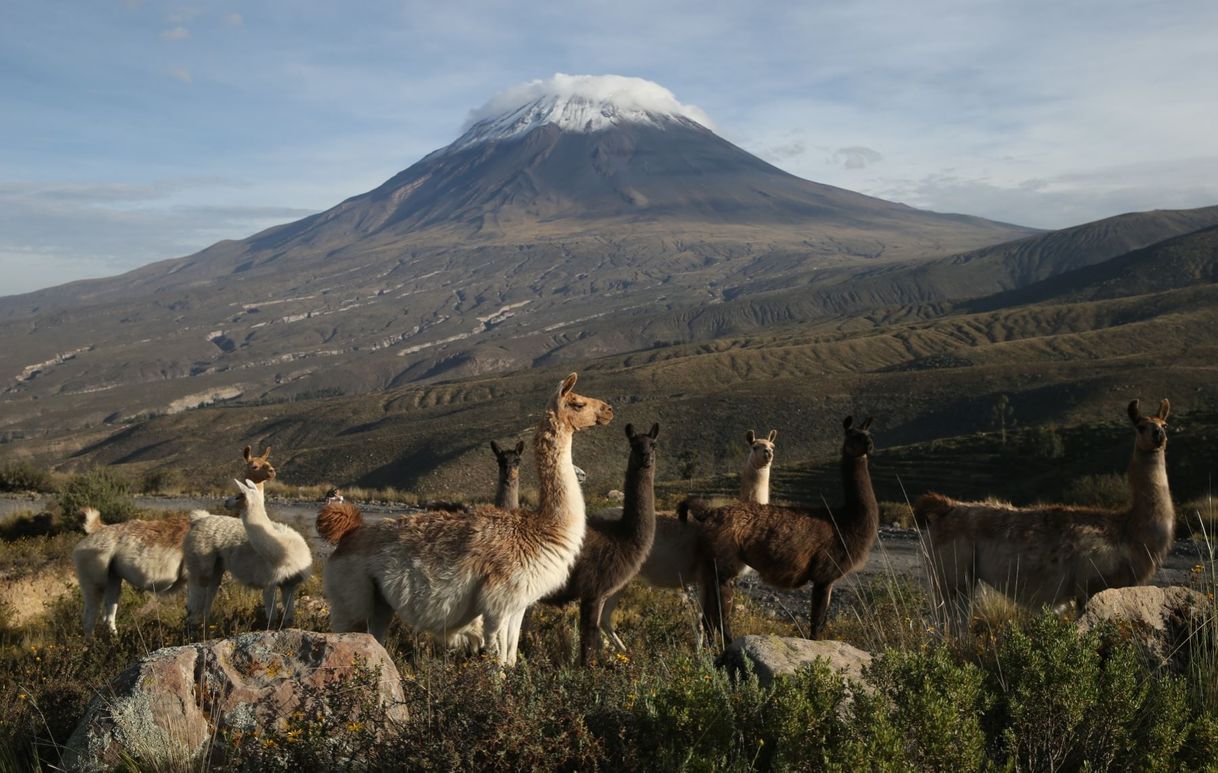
(1019, 424, 1065, 459)
(1062, 473, 1128, 509)
(138, 467, 180, 495)
(56, 469, 138, 525)
(0, 462, 53, 493)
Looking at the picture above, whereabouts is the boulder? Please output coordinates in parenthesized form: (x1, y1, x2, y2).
(63, 629, 407, 771)
(719, 635, 873, 689)
(1078, 585, 1210, 664)
(606, 489, 625, 502)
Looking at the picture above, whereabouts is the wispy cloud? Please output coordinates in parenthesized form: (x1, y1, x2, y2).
(160, 25, 189, 41)
(168, 66, 191, 83)
(832, 146, 882, 170)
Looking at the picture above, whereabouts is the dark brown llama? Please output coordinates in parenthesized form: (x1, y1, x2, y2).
(914, 399, 1176, 636)
(490, 439, 525, 509)
(539, 422, 659, 664)
(682, 416, 878, 645)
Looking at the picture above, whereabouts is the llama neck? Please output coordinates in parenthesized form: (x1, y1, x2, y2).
(1126, 447, 1174, 552)
(534, 413, 583, 532)
(495, 475, 519, 510)
(841, 454, 878, 532)
(620, 458, 656, 546)
(742, 464, 770, 505)
(240, 500, 285, 560)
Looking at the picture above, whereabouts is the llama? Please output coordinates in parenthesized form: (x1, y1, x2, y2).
(914, 399, 1175, 635)
(72, 507, 195, 638)
(538, 422, 659, 664)
(741, 429, 778, 504)
(184, 473, 312, 632)
(595, 428, 780, 648)
(490, 439, 525, 509)
(319, 373, 613, 665)
(71, 447, 273, 638)
(681, 416, 879, 644)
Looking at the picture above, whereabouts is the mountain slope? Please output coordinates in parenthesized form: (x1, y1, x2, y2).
(0, 75, 1034, 438)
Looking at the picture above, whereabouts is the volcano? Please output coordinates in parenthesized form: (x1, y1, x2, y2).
(1, 74, 1037, 436)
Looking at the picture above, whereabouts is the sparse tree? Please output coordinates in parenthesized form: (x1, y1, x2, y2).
(676, 448, 699, 482)
(992, 394, 1017, 446)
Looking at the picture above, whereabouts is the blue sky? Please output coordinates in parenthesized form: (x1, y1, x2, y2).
(2, 0, 1217, 295)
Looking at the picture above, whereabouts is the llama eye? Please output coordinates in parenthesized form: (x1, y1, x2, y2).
(571, 402, 585, 410)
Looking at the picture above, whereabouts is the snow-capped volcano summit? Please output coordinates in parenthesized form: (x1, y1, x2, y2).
(448, 74, 714, 151)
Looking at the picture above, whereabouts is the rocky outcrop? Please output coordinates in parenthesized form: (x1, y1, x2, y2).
(63, 629, 407, 771)
(1078, 585, 1211, 664)
(719, 635, 873, 689)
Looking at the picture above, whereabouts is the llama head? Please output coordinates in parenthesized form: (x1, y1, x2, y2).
(225, 478, 266, 516)
(626, 422, 660, 470)
(490, 439, 525, 482)
(549, 373, 613, 432)
(1128, 399, 1169, 451)
(842, 416, 875, 458)
(744, 429, 777, 469)
(242, 445, 276, 485)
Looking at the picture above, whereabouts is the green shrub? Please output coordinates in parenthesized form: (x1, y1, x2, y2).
(56, 469, 138, 525)
(138, 467, 180, 495)
(872, 648, 990, 770)
(1019, 424, 1066, 459)
(1062, 473, 1128, 509)
(0, 462, 53, 493)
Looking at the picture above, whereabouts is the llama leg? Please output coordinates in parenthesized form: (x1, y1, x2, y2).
(599, 591, 627, 652)
(367, 590, 394, 642)
(480, 611, 509, 664)
(81, 582, 102, 639)
(808, 582, 833, 639)
(505, 610, 525, 667)
(262, 585, 278, 628)
(199, 566, 224, 633)
(698, 567, 734, 648)
(578, 598, 606, 666)
(100, 573, 123, 635)
(280, 582, 300, 628)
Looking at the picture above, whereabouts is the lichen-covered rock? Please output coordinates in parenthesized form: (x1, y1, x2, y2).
(63, 629, 407, 771)
(719, 635, 873, 689)
(1078, 585, 1209, 664)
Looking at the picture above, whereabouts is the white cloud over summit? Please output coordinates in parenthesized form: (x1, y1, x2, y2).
(462, 74, 714, 132)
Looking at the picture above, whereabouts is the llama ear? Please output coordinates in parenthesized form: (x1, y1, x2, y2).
(649, 423, 660, 439)
(745, 430, 756, 445)
(233, 478, 249, 494)
(1128, 399, 1142, 424)
(843, 416, 854, 430)
(490, 440, 503, 456)
(558, 373, 578, 397)
(514, 440, 525, 455)
(625, 423, 636, 438)
(861, 417, 874, 431)
(243, 445, 252, 462)
(767, 430, 777, 443)
(260, 447, 271, 460)
(244, 478, 260, 492)
(1157, 399, 1170, 421)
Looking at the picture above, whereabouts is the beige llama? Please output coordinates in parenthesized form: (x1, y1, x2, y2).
(915, 399, 1176, 635)
(184, 449, 312, 631)
(741, 429, 778, 504)
(71, 447, 273, 637)
(318, 373, 613, 665)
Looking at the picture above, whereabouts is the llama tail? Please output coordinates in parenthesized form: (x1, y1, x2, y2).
(913, 493, 955, 529)
(80, 507, 103, 534)
(317, 501, 363, 544)
(677, 498, 713, 523)
(188, 509, 211, 522)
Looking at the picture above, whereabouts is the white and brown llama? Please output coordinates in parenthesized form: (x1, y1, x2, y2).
(915, 399, 1176, 636)
(183, 447, 313, 631)
(318, 373, 613, 665)
(71, 447, 273, 637)
(741, 429, 778, 504)
(682, 416, 879, 644)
